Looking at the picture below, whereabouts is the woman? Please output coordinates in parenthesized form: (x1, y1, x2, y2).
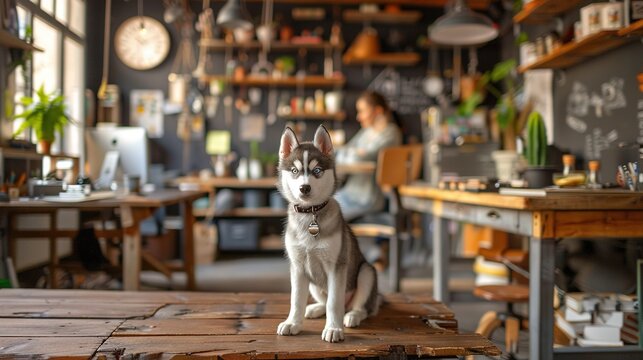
(335, 90, 402, 221)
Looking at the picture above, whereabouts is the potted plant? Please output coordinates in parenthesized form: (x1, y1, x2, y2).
(11, 85, 70, 155)
(522, 111, 556, 188)
(458, 59, 527, 181)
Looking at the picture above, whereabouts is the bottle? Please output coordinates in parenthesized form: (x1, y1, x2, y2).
(562, 154, 575, 175)
(587, 160, 600, 188)
(554, 154, 586, 187)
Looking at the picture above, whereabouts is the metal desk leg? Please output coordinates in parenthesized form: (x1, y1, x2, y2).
(433, 215, 449, 304)
(529, 237, 555, 360)
(182, 199, 196, 291)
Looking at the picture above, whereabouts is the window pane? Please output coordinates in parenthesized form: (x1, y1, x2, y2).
(33, 17, 61, 93)
(56, 0, 68, 25)
(64, 38, 84, 156)
(41, 0, 54, 15)
(11, 6, 30, 138)
(69, 0, 84, 36)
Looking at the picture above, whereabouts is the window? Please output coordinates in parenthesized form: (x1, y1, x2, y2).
(14, 0, 85, 156)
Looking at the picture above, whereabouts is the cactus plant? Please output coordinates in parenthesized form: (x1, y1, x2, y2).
(525, 111, 547, 167)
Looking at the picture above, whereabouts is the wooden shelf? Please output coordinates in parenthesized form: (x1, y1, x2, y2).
(343, 53, 420, 66)
(0, 147, 43, 161)
(342, 10, 422, 24)
(518, 30, 631, 73)
(618, 19, 643, 37)
(199, 75, 345, 88)
(237, 0, 491, 11)
(199, 39, 343, 51)
(513, 0, 583, 24)
(214, 207, 287, 218)
(174, 176, 278, 189)
(280, 111, 346, 121)
(0, 29, 42, 52)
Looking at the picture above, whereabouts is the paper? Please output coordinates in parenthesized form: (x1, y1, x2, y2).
(206, 130, 231, 155)
(239, 113, 266, 141)
(524, 69, 553, 144)
(130, 90, 164, 138)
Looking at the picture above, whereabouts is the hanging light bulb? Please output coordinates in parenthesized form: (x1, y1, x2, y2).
(216, 0, 253, 30)
(429, 0, 498, 46)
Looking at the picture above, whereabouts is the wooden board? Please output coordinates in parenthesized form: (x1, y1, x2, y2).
(0, 290, 500, 358)
(619, 19, 643, 37)
(280, 111, 347, 121)
(513, 0, 583, 24)
(0, 28, 43, 51)
(198, 75, 346, 88)
(343, 53, 421, 66)
(199, 39, 343, 51)
(343, 10, 422, 24)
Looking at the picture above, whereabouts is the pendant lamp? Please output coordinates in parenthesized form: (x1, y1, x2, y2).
(429, 0, 498, 46)
(216, 0, 252, 30)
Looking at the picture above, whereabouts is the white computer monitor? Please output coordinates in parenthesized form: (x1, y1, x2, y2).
(85, 126, 149, 185)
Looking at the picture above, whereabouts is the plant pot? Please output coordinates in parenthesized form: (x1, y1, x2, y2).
(38, 140, 52, 155)
(523, 166, 557, 188)
(491, 150, 519, 182)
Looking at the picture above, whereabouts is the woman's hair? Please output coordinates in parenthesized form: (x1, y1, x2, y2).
(358, 90, 391, 115)
(358, 90, 403, 130)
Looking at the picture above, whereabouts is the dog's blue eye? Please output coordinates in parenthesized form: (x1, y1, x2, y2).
(291, 168, 299, 174)
(312, 167, 322, 176)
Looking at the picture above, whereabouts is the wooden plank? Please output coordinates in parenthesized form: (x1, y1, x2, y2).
(513, 0, 583, 24)
(400, 184, 531, 210)
(172, 176, 278, 189)
(0, 28, 43, 51)
(0, 289, 291, 304)
(0, 299, 162, 319)
(532, 211, 555, 239)
(343, 10, 422, 24)
(114, 316, 454, 337)
(518, 31, 630, 73)
(280, 111, 346, 121)
(153, 303, 292, 319)
(343, 53, 420, 66)
(235, 0, 491, 10)
(96, 333, 499, 358)
(198, 75, 346, 88)
(553, 211, 643, 238)
(0, 337, 104, 359)
(199, 39, 342, 51)
(0, 318, 121, 337)
(618, 19, 643, 37)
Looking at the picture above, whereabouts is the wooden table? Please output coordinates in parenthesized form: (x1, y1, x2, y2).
(399, 184, 643, 360)
(1, 189, 206, 291)
(0, 289, 499, 359)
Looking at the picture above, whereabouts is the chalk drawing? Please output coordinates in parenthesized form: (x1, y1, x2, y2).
(601, 78, 627, 114)
(566, 115, 588, 133)
(584, 128, 619, 159)
(567, 82, 590, 118)
(368, 68, 432, 115)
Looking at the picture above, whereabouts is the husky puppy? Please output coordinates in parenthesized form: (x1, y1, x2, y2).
(276, 125, 379, 343)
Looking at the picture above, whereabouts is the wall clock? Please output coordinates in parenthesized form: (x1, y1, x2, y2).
(114, 16, 170, 70)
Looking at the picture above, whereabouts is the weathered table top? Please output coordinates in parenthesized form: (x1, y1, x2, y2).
(0, 289, 499, 359)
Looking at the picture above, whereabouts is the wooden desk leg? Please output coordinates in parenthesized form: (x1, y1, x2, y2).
(120, 206, 149, 291)
(433, 215, 449, 304)
(48, 211, 59, 289)
(529, 237, 555, 360)
(183, 199, 196, 291)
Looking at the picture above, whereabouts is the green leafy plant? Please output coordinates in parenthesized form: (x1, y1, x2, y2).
(457, 59, 523, 150)
(11, 85, 70, 146)
(525, 111, 547, 167)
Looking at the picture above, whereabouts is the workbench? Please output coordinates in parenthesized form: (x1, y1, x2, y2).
(0, 289, 499, 359)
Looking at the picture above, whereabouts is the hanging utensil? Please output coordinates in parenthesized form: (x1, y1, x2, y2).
(97, 0, 112, 100)
(460, 47, 479, 101)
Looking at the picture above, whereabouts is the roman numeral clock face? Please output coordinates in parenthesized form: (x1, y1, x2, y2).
(115, 16, 170, 70)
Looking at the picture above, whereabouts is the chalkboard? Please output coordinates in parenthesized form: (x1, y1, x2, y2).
(553, 42, 643, 171)
(367, 67, 433, 115)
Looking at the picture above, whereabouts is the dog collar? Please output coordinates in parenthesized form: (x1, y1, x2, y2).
(293, 200, 329, 214)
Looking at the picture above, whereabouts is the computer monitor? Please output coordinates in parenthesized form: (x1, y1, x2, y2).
(85, 126, 149, 185)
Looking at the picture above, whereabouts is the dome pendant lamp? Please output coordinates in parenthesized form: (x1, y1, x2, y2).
(429, 0, 498, 46)
(216, 0, 253, 30)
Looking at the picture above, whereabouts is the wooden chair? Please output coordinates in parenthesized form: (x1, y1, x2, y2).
(350, 144, 423, 292)
(473, 238, 529, 358)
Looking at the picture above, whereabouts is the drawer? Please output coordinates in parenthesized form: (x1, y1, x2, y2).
(475, 207, 521, 233)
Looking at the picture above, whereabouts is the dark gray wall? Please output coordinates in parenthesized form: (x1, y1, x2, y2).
(85, 0, 503, 173)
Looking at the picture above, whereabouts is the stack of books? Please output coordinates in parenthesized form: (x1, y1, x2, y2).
(555, 292, 638, 347)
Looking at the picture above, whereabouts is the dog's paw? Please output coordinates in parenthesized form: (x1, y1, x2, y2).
(343, 309, 367, 328)
(277, 321, 302, 336)
(305, 303, 326, 318)
(321, 327, 344, 343)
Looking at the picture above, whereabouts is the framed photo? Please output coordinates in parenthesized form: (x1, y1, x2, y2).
(130, 90, 164, 138)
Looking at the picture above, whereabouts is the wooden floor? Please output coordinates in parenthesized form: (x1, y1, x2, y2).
(0, 289, 500, 359)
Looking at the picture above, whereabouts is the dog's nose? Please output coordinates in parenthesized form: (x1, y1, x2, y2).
(299, 184, 311, 195)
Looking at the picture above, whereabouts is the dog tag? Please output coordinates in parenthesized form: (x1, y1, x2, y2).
(308, 214, 320, 237)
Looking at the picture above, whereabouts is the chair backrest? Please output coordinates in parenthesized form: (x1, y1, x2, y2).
(376, 144, 423, 188)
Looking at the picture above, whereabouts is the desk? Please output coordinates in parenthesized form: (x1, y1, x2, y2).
(399, 184, 643, 360)
(0, 288, 499, 358)
(1, 189, 206, 291)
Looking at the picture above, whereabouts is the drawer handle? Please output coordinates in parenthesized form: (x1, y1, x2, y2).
(487, 210, 500, 219)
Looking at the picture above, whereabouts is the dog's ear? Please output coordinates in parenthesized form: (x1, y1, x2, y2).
(313, 125, 333, 155)
(279, 127, 299, 159)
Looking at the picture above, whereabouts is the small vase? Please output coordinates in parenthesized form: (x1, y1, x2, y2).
(491, 150, 519, 182)
(249, 158, 263, 179)
(38, 140, 52, 155)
